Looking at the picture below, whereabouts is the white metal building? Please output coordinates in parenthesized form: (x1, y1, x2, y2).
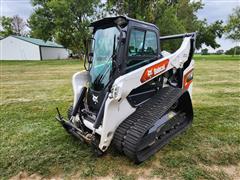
(0, 36, 69, 60)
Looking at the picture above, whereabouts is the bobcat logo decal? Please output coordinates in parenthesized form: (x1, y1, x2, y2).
(92, 94, 98, 104)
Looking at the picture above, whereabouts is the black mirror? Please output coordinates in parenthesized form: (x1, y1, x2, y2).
(84, 38, 94, 71)
(86, 38, 94, 64)
(87, 38, 94, 52)
(88, 52, 93, 64)
(89, 52, 93, 57)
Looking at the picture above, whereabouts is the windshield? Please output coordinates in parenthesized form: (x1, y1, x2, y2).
(90, 26, 120, 91)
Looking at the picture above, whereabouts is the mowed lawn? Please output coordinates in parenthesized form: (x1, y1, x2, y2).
(0, 57, 240, 179)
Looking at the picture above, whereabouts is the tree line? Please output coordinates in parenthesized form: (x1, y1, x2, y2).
(201, 47, 240, 55)
(0, 0, 239, 56)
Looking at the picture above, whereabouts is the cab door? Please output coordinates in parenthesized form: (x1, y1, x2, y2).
(126, 28, 161, 107)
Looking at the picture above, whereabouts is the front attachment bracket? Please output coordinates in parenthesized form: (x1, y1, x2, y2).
(55, 107, 92, 143)
(55, 108, 104, 156)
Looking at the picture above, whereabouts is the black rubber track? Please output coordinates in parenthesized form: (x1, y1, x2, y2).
(112, 87, 191, 163)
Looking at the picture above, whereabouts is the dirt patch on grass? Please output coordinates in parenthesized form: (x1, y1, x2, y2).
(10, 171, 69, 180)
(10, 166, 158, 180)
(212, 164, 240, 179)
(10, 172, 44, 180)
(201, 163, 240, 179)
(126, 166, 153, 179)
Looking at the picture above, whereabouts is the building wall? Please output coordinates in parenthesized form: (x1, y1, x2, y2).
(0, 36, 40, 60)
(40, 47, 69, 60)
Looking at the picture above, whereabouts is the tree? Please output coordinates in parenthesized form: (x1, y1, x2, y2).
(201, 48, 208, 55)
(0, 15, 27, 37)
(29, 0, 100, 57)
(196, 20, 224, 49)
(11, 15, 28, 36)
(225, 7, 240, 55)
(106, 0, 224, 50)
(29, 0, 224, 54)
(0, 16, 13, 37)
(225, 46, 240, 55)
(225, 7, 240, 41)
(216, 50, 224, 55)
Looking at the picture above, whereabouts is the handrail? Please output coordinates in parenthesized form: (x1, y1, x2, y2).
(160, 32, 196, 41)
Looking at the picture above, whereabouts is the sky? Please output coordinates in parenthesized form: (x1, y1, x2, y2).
(197, 0, 240, 52)
(0, 0, 240, 52)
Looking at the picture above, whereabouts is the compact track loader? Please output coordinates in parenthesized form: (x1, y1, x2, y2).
(56, 16, 196, 163)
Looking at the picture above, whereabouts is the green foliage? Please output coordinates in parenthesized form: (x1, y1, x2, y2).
(195, 20, 224, 49)
(225, 46, 240, 55)
(29, 0, 100, 56)
(29, 0, 224, 53)
(28, 4, 55, 41)
(106, 0, 224, 50)
(201, 48, 208, 55)
(156, 6, 185, 52)
(0, 15, 27, 37)
(0, 16, 13, 37)
(225, 7, 240, 41)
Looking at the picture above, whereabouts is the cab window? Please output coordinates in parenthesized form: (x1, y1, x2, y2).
(128, 29, 145, 56)
(143, 31, 157, 55)
(127, 28, 158, 70)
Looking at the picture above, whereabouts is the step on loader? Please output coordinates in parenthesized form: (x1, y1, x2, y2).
(55, 16, 196, 163)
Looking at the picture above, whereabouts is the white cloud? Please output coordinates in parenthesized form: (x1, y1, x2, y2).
(198, 0, 240, 24)
(197, 0, 240, 51)
(0, 0, 33, 20)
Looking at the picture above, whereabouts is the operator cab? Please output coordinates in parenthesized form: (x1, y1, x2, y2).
(86, 16, 161, 111)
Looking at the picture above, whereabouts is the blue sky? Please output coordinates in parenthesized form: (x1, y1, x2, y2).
(197, 0, 240, 52)
(1, 0, 239, 51)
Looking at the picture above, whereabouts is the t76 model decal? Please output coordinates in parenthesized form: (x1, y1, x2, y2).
(140, 59, 169, 83)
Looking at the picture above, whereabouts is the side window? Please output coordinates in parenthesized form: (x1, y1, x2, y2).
(144, 31, 157, 55)
(128, 29, 145, 56)
(127, 29, 158, 71)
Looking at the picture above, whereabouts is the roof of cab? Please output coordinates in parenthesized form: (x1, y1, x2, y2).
(90, 16, 159, 30)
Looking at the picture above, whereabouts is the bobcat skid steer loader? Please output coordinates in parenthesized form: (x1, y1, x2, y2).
(55, 16, 196, 163)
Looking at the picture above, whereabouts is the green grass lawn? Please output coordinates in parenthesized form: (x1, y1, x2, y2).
(1, 57, 240, 179)
(194, 54, 240, 61)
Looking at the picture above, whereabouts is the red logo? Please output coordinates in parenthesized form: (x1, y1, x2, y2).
(140, 59, 169, 83)
(183, 69, 194, 89)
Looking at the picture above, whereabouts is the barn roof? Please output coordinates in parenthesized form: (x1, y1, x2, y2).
(11, 35, 64, 48)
